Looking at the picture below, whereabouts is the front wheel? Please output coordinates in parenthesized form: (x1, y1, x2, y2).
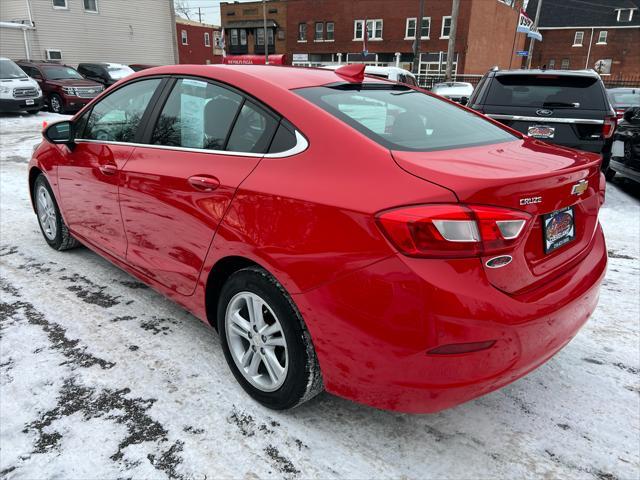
(218, 267, 323, 410)
(49, 94, 64, 114)
(33, 174, 79, 251)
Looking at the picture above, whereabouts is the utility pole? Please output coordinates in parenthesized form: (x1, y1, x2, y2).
(445, 0, 460, 81)
(198, 7, 202, 23)
(263, 0, 269, 64)
(412, 0, 425, 74)
(526, 0, 543, 68)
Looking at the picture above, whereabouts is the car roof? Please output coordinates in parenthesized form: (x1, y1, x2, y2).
(607, 87, 639, 92)
(137, 64, 390, 90)
(493, 69, 601, 78)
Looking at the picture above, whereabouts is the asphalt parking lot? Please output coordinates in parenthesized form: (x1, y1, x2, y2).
(1, 112, 639, 479)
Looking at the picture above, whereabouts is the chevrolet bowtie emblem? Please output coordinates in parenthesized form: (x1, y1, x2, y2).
(571, 179, 588, 196)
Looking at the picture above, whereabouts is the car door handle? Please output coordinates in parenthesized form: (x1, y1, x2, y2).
(188, 175, 220, 192)
(99, 164, 118, 176)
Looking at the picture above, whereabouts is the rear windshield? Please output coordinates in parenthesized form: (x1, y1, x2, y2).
(296, 85, 515, 152)
(485, 74, 606, 110)
(608, 90, 640, 107)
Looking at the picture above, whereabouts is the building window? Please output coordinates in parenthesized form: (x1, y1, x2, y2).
(406, 17, 430, 39)
(52, 0, 67, 8)
(46, 49, 63, 61)
(181, 30, 188, 45)
(204, 32, 211, 47)
(243, 8, 258, 15)
(597, 30, 608, 44)
(548, 58, 555, 69)
(573, 31, 584, 46)
(83, 0, 98, 12)
(354, 19, 383, 40)
(298, 23, 307, 41)
(616, 8, 636, 22)
(315, 22, 324, 41)
(441, 16, 452, 38)
(230, 29, 238, 45)
(326, 22, 334, 41)
(257, 28, 265, 45)
(240, 29, 247, 45)
(214, 31, 221, 47)
(560, 58, 570, 70)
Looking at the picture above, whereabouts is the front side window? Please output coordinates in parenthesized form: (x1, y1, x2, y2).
(204, 32, 211, 46)
(296, 85, 515, 152)
(598, 30, 608, 43)
(326, 22, 334, 40)
(151, 78, 242, 150)
(83, 0, 97, 12)
(83, 79, 161, 142)
(315, 22, 323, 41)
(441, 16, 452, 38)
(181, 29, 188, 45)
(573, 31, 584, 46)
(298, 23, 307, 41)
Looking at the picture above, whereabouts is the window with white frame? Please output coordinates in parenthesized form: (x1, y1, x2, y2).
(597, 30, 607, 44)
(240, 29, 247, 45)
(573, 31, 584, 46)
(52, 0, 67, 8)
(616, 8, 636, 22)
(298, 23, 307, 41)
(230, 29, 238, 45)
(181, 29, 188, 45)
(441, 16, 452, 38)
(354, 19, 383, 40)
(204, 32, 211, 47)
(548, 58, 555, 69)
(560, 58, 570, 70)
(326, 22, 334, 41)
(83, 0, 98, 12)
(315, 22, 323, 41)
(46, 49, 63, 61)
(214, 31, 221, 47)
(405, 17, 430, 39)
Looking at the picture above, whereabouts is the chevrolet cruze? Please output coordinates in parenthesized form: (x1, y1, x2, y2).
(29, 64, 607, 413)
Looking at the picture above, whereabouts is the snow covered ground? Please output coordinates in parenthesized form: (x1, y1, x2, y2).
(1, 111, 639, 480)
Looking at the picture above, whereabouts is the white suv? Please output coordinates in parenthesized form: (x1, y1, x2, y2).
(0, 57, 43, 114)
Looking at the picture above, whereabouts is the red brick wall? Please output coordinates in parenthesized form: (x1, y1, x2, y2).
(529, 28, 640, 76)
(177, 21, 221, 64)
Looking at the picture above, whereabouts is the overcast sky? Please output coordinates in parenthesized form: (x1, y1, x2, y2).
(175, 0, 257, 26)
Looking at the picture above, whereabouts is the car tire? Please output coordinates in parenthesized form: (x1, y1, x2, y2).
(218, 266, 323, 410)
(49, 94, 65, 114)
(33, 174, 80, 251)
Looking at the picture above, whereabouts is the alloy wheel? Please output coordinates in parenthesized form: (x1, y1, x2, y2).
(36, 185, 57, 240)
(50, 96, 62, 113)
(225, 291, 288, 392)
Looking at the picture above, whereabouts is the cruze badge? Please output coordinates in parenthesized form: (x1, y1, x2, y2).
(520, 196, 542, 206)
(571, 179, 588, 196)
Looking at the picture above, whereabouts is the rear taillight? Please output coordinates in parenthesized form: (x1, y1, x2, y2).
(615, 109, 625, 120)
(376, 204, 531, 258)
(602, 115, 617, 139)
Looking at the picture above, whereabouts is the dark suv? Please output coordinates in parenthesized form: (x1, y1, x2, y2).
(77, 63, 134, 87)
(468, 69, 616, 174)
(17, 61, 103, 114)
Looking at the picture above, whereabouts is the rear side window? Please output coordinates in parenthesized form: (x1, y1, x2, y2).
(485, 75, 606, 110)
(296, 85, 515, 152)
(152, 78, 242, 150)
(226, 101, 278, 153)
(83, 78, 161, 142)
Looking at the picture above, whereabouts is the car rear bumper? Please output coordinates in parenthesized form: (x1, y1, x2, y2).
(0, 97, 43, 112)
(296, 224, 607, 413)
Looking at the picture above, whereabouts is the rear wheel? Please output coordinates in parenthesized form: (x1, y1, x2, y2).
(34, 174, 79, 251)
(218, 267, 323, 409)
(49, 94, 64, 114)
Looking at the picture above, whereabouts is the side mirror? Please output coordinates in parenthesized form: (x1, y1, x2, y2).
(44, 121, 74, 145)
(460, 96, 469, 106)
(623, 107, 640, 124)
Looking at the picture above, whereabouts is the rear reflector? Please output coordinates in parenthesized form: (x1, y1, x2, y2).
(427, 340, 496, 355)
(376, 204, 531, 258)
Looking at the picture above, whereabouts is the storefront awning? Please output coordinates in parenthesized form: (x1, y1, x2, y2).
(225, 20, 278, 29)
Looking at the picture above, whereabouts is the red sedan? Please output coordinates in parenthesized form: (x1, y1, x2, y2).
(29, 64, 607, 413)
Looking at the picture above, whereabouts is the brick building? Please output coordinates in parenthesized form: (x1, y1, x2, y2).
(286, 0, 527, 75)
(220, 0, 287, 56)
(526, 0, 640, 76)
(176, 17, 223, 64)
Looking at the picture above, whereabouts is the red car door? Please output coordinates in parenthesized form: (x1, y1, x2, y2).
(119, 78, 279, 295)
(57, 78, 163, 259)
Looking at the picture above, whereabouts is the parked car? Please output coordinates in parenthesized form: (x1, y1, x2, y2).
(607, 87, 640, 120)
(468, 69, 616, 175)
(17, 60, 103, 114)
(77, 62, 134, 87)
(29, 64, 607, 413)
(321, 64, 418, 86)
(0, 57, 43, 114)
(129, 64, 158, 72)
(431, 81, 474, 104)
(609, 107, 640, 183)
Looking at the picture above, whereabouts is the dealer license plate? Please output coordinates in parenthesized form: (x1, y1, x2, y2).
(25, 99, 34, 105)
(611, 140, 625, 158)
(543, 206, 575, 254)
(528, 125, 555, 139)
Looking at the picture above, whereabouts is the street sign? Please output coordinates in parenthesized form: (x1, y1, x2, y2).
(516, 50, 529, 56)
